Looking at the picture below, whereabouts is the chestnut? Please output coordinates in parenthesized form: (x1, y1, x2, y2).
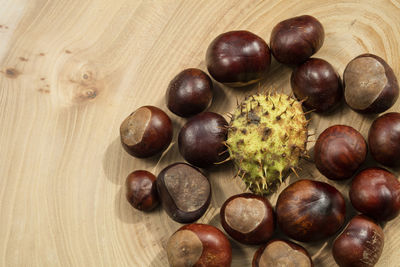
(270, 15, 324, 65)
(178, 112, 228, 168)
(332, 215, 384, 267)
(368, 112, 400, 166)
(252, 239, 313, 267)
(276, 179, 346, 242)
(291, 58, 343, 112)
(125, 170, 159, 211)
(120, 106, 173, 158)
(220, 193, 275, 245)
(350, 167, 400, 221)
(156, 163, 211, 223)
(166, 223, 232, 267)
(343, 53, 399, 113)
(206, 30, 271, 87)
(166, 68, 213, 117)
(314, 125, 367, 180)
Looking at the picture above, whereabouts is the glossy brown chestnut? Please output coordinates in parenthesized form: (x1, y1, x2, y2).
(166, 68, 213, 117)
(167, 223, 232, 267)
(120, 106, 173, 158)
(314, 125, 367, 180)
(220, 193, 275, 245)
(343, 54, 399, 113)
(206, 30, 271, 87)
(291, 58, 343, 112)
(368, 112, 400, 166)
(350, 167, 400, 221)
(276, 179, 346, 242)
(252, 239, 313, 267)
(125, 170, 159, 211)
(332, 215, 384, 267)
(178, 112, 228, 168)
(157, 163, 211, 223)
(270, 15, 324, 65)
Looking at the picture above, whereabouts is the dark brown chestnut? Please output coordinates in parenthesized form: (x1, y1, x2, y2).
(120, 106, 173, 158)
(276, 179, 346, 242)
(206, 30, 271, 87)
(220, 193, 275, 245)
(332, 215, 384, 267)
(343, 53, 399, 113)
(291, 58, 343, 112)
(167, 223, 232, 267)
(156, 163, 211, 223)
(178, 112, 228, 168)
(252, 239, 313, 267)
(350, 167, 400, 221)
(270, 15, 324, 65)
(125, 170, 159, 211)
(368, 112, 400, 166)
(314, 125, 367, 180)
(166, 68, 213, 117)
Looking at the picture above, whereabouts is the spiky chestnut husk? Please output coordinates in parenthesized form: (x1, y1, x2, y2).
(226, 92, 308, 195)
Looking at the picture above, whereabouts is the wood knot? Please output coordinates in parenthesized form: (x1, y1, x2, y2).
(4, 68, 20, 79)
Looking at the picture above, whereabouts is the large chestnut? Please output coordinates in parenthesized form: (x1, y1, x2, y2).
(270, 15, 324, 65)
(166, 68, 213, 117)
(120, 106, 173, 158)
(157, 163, 211, 223)
(332, 215, 384, 267)
(220, 193, 275, 245)
(343, 54, 399, 113)
(206, 30, 271, 87)
(291, 58, 343, 112)
(166, 223, 232, 267)
(125, 170, 159, 211)
(276, 179, 346, 242)
(350, 167, 400, 221)
(368, 112, 400, 166)
(314, 125, 367, 180)
(178, 112, 228, 168)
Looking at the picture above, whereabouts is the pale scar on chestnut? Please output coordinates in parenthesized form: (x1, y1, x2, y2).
(259, 241, 312, 267)
(120, 107, 151, 146)
(167, 230, 203, 267)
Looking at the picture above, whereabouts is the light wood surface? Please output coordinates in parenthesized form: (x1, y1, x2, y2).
(1, 0, 400, 266)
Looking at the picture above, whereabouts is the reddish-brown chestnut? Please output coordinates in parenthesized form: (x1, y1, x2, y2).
(314, 125, 367, 180)
(206, 30, 271, 87)
(270, 15, 324, 65)
(333, 215, 384, 267)
(220, 193, 275, 245)
(350, 167, 400, 221)
(120, 106, 173, 158)
(167, 223, 232, 267)
(368, 112, 400, 166)
(166, 68, 213, 117)
(252, 239, 313, 267)
(291, 58, 343, 112)
(178, 112, 228, 168)
(276, 179, 346, 242)
(343, 54, 399, 113)
(125, 170, 159, 211)
(157, 163, 211, 223)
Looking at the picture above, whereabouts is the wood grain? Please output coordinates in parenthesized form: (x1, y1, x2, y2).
(1, 0, 400, 266)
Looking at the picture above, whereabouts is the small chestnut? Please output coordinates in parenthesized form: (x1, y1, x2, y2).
(291, 58, 343, 112)
(333, 215, 384, 267)
(270, 15, 324, 65)
(125, 170, 159, 211)
(167, 223, 232, 267)
(276, 179, 346, 242)
(120, 106, 173, 158)
(206, 30, 271, 87)
(166, 68, 213, 117)
(314, 125, 367, 180)
(220, 193, 275, 245)
(350, 167, 400, 221)
(368, 112, 400, 166)
(343, 53, 399, 113)
(157, 163, 211, 223)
